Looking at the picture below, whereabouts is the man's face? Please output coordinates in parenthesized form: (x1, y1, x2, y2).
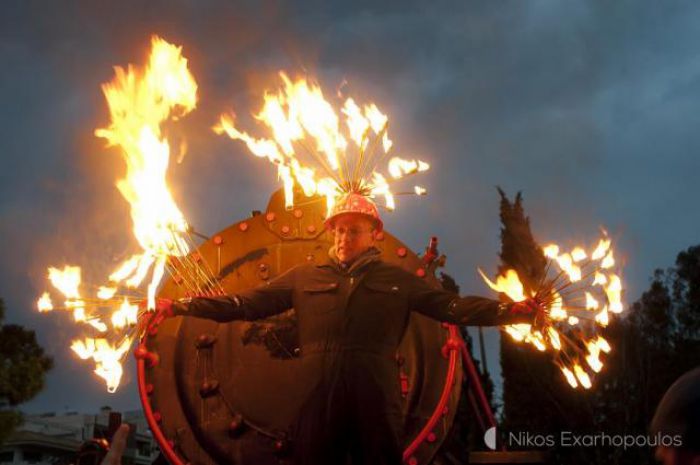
(332, 214, 377, 264)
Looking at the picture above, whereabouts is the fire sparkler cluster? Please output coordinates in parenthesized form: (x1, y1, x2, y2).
(479, 234, 624, 389)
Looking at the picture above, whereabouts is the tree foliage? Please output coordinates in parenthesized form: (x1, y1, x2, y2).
(0, 298, 53, 444)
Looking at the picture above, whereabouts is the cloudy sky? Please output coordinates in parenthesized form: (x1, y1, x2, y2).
(1, 0, 698, 414)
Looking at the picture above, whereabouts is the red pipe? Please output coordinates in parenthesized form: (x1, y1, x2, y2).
(460, 343, 497, 430)
(402, 325, 460, 462)
(136, 315, 185, 465)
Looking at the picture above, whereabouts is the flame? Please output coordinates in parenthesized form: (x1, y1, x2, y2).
(478, 268, 527, 302)
(37, 292, 53, 312)
(561, 366, 578, 388)
(97, 286, 117, 300)
(71, 337, 132, 393)
(574, 364, 592, 389)
(37, 37, 209, 393)
(111, 298, 139, 329)
(215, 72, 429, 214)
(95, 35, 197, 308)
(48, 266, 81, 300)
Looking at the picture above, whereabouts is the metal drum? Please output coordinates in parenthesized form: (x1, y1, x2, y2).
(136, 190, 463, 465)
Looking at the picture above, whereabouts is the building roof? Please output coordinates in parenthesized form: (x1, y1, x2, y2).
(3, 430, 81, 452)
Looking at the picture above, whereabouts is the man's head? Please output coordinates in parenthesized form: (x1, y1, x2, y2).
(324, 193, 383, 264)
(330, 213, 378, 264)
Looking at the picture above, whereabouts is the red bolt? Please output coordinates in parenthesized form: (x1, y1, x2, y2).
(293, 209, 303, 218)
(416, 268, 426, 278)
(396, 247, 407, 258)
(442, 406, 449, 415)
(427, 432, 437, 443)
(408, 457, 418, 465)
(306, 224, 316, 234)
(213, 235, 224, 245)
(146, 384, 154, 395)
(281, 225, 290, 235)
(238, 222, 249, 232)
(153, 411, 162, 423)
(265, 212, 276, 222)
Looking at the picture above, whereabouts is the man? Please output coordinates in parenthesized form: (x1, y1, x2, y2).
(651, 367, 700, 465)
(156, 192, 543, 465)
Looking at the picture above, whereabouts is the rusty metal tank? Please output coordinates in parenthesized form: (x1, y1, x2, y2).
(136, 190, 464, 465)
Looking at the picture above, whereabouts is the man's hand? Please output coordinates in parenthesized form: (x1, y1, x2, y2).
(510, 297, 547, 328)
(154, 298, 175, 318)
(101, 424, 129, 465)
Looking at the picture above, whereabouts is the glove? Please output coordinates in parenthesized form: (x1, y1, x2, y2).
(509, 297, 547, 328)
(154, 298, 175, 318)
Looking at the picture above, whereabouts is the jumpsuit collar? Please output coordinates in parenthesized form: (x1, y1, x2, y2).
(324, 246, 381, 275)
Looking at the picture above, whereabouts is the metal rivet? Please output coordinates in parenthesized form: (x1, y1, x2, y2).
(408, 457, 418, 465)
(228, 413, 245, 437)
(200, 380, 220, 398)
(153, 411, 162, 423)
(281, 225, 290, 235)
(306, 254, 314, 262)
(146, 384, 154, 395)
(306, 224, 316, 234)
(213, 235, 224, 245)
(427, 432, 437, 443)
(293, 209, 303, 218)
(416, 268, 426, 278)
(265, 212, 276, 222)
(376, 232, 385, 241)
(196, 334, 217, 349)
(239, 222, 249, 232)
(396, 247, 407, 258)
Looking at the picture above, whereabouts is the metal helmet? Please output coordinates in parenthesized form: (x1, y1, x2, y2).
(324, 192, 383, 232)
(650, 366, 700, 450)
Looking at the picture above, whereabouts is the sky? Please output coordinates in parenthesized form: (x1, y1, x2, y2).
(1, 0, 698, 415)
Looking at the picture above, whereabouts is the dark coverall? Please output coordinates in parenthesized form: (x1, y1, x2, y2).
(173, 248, 531, 464)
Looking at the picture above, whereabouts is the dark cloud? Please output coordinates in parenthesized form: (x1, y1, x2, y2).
(1, 0, 698, 414)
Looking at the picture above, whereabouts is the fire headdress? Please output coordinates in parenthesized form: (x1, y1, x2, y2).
(213, 72, 430, 219)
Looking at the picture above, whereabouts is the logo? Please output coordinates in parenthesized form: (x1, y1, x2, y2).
(484, 426, 497, 450)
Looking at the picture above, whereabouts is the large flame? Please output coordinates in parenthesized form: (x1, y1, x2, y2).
(214, 73, 429, 213)
(95, 35, 197, 310)
(37, 36, 209, 392)
(481, 233, 624, 389)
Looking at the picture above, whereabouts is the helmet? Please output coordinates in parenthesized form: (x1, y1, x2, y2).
(324, 193, 383, 232)
(650, 367, 700, 450)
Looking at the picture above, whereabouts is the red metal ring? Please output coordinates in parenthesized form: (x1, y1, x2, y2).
(403, 325, 460, 461)
(136, 314, 185, 465)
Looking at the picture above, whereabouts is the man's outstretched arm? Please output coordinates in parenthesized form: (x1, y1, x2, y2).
(406, 272, 540, 326)
(164, 267, 296, 323)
